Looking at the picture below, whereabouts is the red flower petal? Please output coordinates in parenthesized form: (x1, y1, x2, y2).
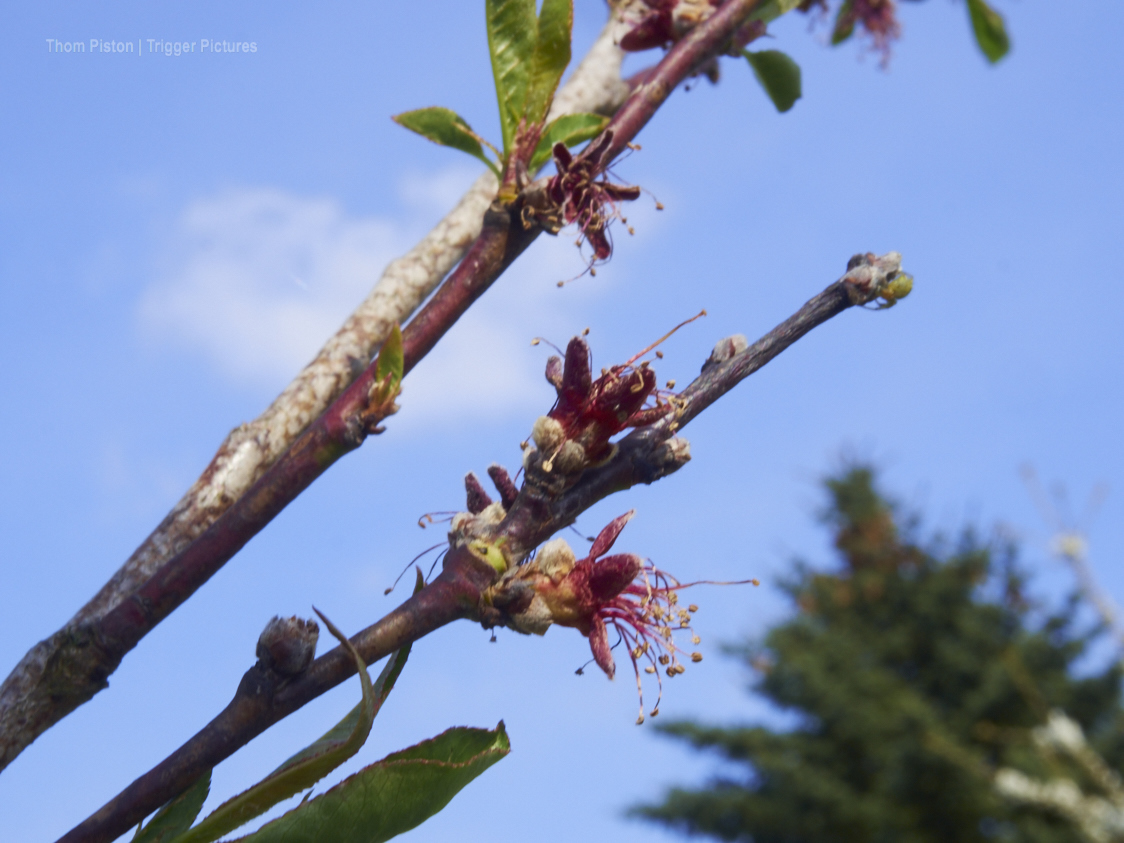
(560, 337, 592, 408)
(587, 553, 644, 602)
(588, 614, 615, 679)
(590, 510, 636, 559)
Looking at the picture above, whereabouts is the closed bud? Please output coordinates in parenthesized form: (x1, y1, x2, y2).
(257, 615, 319, 676)
(532, 416, 566, 453)
(553, 440, 587, 474)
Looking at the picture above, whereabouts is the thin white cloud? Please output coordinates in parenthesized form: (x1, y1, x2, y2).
(139, 186, 407, 384)
(137, 172, 667, 429)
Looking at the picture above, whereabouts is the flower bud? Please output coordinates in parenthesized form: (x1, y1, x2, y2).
(532, 415, 565, 453)
(256, 615, 319, 676)
(536, 538, 577, 578)
(553, 440, 587, 474)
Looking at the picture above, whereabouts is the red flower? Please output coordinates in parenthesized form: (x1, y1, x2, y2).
(547, 132, 640, 262)
(619, 0, 678, 52)
(853, 0, 900, 54)
(501, 512, 706, 723)
(619, 0, 734, 53)
(530, 335, 674, 473)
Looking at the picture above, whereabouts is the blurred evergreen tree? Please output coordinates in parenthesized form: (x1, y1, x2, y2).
(633, 467, 1124, 842)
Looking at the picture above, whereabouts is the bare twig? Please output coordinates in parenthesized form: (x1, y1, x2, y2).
(59, 249, 902, 843)
(486, 252, 904, 558)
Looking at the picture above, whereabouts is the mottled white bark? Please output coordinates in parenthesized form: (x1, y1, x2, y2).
(0, 17, 629, 772)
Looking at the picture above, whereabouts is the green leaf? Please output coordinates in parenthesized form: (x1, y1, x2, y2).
(831, 0, 855, 45)
(524, 0, 573, 128)
(133, 773, 211, 843)
(529, 113, 608, 171)
(966, 0, 1010, 64)
(172, 614, 411, 843)
(748, 0, 802, 26)
(375, 324, 404, 391)
(744, 50, 802, 113)
(235, 724, 511, 843)
(391, 108, 500, 177)
(486, 0, 536, 153)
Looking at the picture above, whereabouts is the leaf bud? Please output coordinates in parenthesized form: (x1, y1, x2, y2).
(256, 615, 319, 676)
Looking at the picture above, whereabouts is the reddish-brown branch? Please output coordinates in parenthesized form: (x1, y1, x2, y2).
(61, 249, 896, 843)
(598, 0, 762, 165)
(8, 0, 769, 765)
(59, 549, 496, 843)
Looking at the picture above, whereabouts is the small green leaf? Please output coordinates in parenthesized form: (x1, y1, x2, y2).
(831, 0, 855, 45)
(487, 0, 537, 153)
(529, 113, 608, 171)
(375, 324, 404, 392)
(744, 50, 802, 113)
(235, 724, 511, 843)
(133, 773, 211, 843)
(392, 108, 500, 177)
(173, 614, 411, 843)
(524, 0, 573, 128)
(748, 0, 802, 26)
(966, 0, 1010, 64)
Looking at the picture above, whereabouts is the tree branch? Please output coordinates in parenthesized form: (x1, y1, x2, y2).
(58, 248, 902, 843)
(0, 13, 631, 772)
(3, 0, 771, 770)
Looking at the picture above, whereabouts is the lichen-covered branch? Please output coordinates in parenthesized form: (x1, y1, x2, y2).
(1, 0, 767, 772)
(0, 16, 630, 773)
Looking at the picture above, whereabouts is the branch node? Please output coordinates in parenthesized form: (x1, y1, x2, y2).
(841, 251, 905, 306)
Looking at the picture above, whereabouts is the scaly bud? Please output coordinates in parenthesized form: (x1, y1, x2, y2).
(256, 615, 319, 676)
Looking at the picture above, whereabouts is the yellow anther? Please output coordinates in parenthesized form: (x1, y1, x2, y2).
(688, 604, 698, 613)
(645, 666, 656, 674)
(691, 653, 703, 663)
(658, 654, 670, 666)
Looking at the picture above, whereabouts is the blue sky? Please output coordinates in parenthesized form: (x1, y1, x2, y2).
(2, 1, 1123, 841)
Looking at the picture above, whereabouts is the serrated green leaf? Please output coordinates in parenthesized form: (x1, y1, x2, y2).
(744, 50, 802, 113)
(529, 113, 608, 171)
(392, 108, 500, 177)
(487, 0, 536, 153)
(966, 0, 1010, 64)
(748, 0, 802, 26)
(133, 773, 211, 843)
(524, 0, 572, 128)
(831, 0, 855, 45)
(173, 614, 410, 843)
(234, 724, 511, 843)
(375, 324, 404, 391)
